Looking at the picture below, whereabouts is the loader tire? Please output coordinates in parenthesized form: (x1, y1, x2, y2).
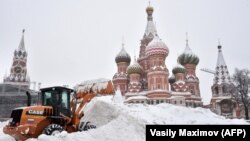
(78, 121, 96, 131)
(43, 124, 64, 135)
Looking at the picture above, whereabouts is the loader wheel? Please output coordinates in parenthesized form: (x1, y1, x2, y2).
(43, 124, 64, 135)
(78, 121, 96, 131)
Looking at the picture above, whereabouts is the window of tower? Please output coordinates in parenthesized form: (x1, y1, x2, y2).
(222, 85, 228, 93)
(214, 86, 219, 95)
(18, 51, 22, 56)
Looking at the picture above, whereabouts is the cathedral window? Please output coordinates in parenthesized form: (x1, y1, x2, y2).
(222, 85, 228, 93)
(156, 100, 159, 104)
(214, 86, 219, 95)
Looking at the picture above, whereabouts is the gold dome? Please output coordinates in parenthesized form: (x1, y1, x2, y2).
(146, 5, 154, 14)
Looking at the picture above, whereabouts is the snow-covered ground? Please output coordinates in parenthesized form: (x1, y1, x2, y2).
(0, 96, 248, 141)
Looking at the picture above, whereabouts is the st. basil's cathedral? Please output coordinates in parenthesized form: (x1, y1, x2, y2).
(112, 4, 242, 118)
(113, 4, 202, 107)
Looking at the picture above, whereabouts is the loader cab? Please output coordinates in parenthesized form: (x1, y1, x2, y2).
(40, 86, 73, 117)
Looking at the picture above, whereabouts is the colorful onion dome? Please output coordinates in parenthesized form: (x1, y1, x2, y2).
(115, 47, 131, 64)
(172, 64, 185, 74)
(146, 5, 154, 15)
(127, 61, 143, 75)
(145, 36, 169, 57)
(178, 41, 199, 65)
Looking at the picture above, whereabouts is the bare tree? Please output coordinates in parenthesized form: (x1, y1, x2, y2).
(233, 68, 250, 120)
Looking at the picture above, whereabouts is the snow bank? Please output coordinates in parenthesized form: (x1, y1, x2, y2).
(0, 96, 248, 141)
(112, 89, 123, 104)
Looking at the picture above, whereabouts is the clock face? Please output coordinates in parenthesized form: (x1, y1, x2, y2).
(14, 67, 22, 74)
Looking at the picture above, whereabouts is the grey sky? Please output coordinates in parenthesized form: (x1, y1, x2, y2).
(0, 0, 249, 104)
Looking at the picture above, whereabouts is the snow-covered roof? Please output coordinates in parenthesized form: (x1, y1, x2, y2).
(125, 91, 147, 96)
(126, 96, 149, 101)
(175, 80, 185, 85)
(171, 91, 191, 95)
(152, 65, 165, 70)
(212, 96, 232, 100)
(144, 20, 157, 37)
(75, 78, 111, 93)
(213, 45, 231, 84)
(169, 96, 186, 99)
(146, 36, 168, 49)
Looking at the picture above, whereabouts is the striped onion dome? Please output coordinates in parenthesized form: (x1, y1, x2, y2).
(145, 36, 169, 57)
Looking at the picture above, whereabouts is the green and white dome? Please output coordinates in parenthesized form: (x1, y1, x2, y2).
(172, 64, 185, 74)
(178, 42, 199, 65)
(127, 61, 143, 75)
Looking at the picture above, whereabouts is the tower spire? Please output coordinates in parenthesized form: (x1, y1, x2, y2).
(144, 3, 157, 37)
(18, 29, 25, 51)
(214, 42, 231, 84)
(134, 49, 137, 62)
(183, 32, 192, 53)
(186, 32, 189, 47)
(122, 36, 125, 49)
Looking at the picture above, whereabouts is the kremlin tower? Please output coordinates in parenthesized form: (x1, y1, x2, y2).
(3, 30, 30, 89)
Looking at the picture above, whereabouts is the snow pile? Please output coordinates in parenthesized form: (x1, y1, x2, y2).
(0, 96, 248, 141)
(112, 89, 123, 104)
(75, 78, 110, 93)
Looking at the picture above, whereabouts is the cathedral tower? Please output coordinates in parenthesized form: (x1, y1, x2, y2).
(112, 42, 131, 95)
(146, 36, 170, 98)
(127, 58, 143, 93)
(178, 36, 200, 97)
(137, 4, 158, 90)
(171, 63, 189, 92)
(210, 44, 238, 118)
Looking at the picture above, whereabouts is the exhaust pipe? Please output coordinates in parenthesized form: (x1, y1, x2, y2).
(26, 91, 31, 106)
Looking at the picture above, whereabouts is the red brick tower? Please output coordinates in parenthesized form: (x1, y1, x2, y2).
(178, 36, 200, 97)
(113, 42, 131, 95)
(137, 4, 158, 90)
(171, 64, 189, 92)
(146, 36, 170, 98)
(127, 58, 143, 93)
